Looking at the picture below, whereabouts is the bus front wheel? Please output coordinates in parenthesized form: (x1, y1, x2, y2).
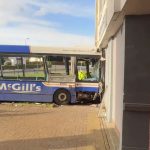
(53, 89, 71, 105)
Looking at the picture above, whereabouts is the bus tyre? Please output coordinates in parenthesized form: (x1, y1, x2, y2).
(53, 89, 71, 105)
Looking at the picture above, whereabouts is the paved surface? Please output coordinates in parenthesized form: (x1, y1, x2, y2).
(0, 103, 106, 150)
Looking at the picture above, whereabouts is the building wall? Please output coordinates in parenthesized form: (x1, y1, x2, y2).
(95, 0, 127, 48)
(122, 15, 150, 150)
(96, 0, 150, 49)
(104, 22, 125, 149)
(120, 0, 127, 10)
(104, 39, 113, 122)
(96, 0, 150, 149)
(96, 1, 126, 149)
(112, 23, 125, 138)
(99, 14, 150, 150)
(96, 0, 115, 47)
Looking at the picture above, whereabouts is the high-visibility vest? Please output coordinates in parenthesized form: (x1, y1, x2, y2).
(78, 71, 87, 80)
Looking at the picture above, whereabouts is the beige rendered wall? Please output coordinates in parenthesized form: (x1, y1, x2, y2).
(103, 22, 125, 150)
(104, 39, 113, 122)
(95, 0, 127, 48)
(96, 0, 115, 47)
(120, 0, 127, 10)
(112, 22, 125, 139)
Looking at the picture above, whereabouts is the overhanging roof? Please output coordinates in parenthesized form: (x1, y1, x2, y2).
(98, 0, 150, 50)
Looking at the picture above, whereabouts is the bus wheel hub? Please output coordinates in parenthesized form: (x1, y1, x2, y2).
(58, 93, 67, 101)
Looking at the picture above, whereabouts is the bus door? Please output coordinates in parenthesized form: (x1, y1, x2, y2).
(46, 56, 76, 103)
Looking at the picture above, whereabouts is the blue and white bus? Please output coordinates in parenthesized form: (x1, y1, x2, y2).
(0, 45, 102, 105)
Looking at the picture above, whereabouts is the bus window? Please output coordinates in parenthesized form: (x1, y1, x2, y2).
(0, 57, 23, 80)
(23, 57, 46, 81)
(77, 58, 100, 82)
(46, 56, 71, 76)
(0, 56, 46, 81)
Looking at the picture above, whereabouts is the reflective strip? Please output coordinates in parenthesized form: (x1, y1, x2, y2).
(43, 82, 99, 88)
(76, 82, 99, 87)
(42, 82, 75, 88)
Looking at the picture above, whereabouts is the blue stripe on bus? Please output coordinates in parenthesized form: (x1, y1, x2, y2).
(0, 93, 52, 102)
(0, 93, 76, 103)
(0, 45, 30, 54)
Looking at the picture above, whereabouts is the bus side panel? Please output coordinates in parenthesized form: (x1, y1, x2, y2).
(0, 81, 76, 103)
(0, 81, 53, 102)
(0, 93, 52, 102)
(76, 82, 99, 93)
(42, 83, 76, 103)
(70, 88, 76, 103)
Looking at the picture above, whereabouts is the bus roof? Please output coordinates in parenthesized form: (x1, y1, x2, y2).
(0, 45, 100, 56)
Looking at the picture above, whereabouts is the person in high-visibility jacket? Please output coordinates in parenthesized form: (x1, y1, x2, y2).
(78, 71, 87, 80)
